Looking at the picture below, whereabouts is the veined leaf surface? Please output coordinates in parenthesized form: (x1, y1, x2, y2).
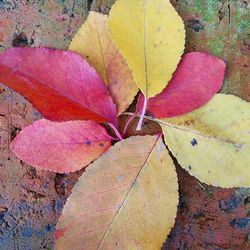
(161, 94, 250, 188)
(70, 12, 138, 115)
(55, 135, 178, 249)
(137, 52, 226, 118)
(11, 119, 111, 173)
(108, 0, 185, 98)
(0, 48, 117, 124)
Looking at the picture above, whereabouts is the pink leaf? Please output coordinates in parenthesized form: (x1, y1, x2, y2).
(137, 52, 226, 118)
(0, 48, 117, 125)
(11, 119, 112, 173)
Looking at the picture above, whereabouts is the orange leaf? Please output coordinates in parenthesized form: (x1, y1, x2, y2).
(55, 135, 178, 248)
(69, 12, 138, 115)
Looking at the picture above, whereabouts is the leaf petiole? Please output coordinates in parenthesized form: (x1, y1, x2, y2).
(122, 113, 137, 136)
(107, 123, 123, 141)
(123, 112, 154, 124)
(136, 96, 148, 131)
(107, 135, 121, 141)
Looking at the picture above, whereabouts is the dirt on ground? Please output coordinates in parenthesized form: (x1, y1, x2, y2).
(0, 0, 249, 249)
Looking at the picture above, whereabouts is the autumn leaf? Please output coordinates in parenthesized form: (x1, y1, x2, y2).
(137, 52, 226, 118)
(160, 94, 250, 188)
(69, 11, 138, 115)
(11, 119, 112, 173)
(108, 0, 185, 98)
(55, 135, 178, 249)
(0, 48, 117, 125)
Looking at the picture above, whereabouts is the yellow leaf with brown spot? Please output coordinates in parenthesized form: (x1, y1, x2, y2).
(55, 135, 178, 249)
(160, 94, 250, 188)
(108, 0, 185, 98)
(69, 11, 138, 115)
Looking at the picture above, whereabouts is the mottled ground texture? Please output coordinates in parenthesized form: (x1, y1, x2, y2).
(0, 0, 249, 249)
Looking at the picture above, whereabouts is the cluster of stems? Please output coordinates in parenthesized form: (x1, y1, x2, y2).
(107, 95, 149, 141)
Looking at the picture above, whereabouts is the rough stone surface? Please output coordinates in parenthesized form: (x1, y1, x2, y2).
(0, 0, 249, 249)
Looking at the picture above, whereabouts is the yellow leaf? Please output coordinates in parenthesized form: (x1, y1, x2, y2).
(163, 94, 250, 144)
(69, 11, 138, 115)
(108, 0, 185, 98)
(55, 135, 178, 249)
(160, 94, 250, 188)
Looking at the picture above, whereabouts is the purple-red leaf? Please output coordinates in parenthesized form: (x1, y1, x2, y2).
(11, 119, 112, 173)
(137, 52, 226, 118)
(0, 48, 117, 125)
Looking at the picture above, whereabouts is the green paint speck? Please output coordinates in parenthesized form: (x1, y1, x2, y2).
(237, 20, 250, 32)
(208, 37, 224, 56)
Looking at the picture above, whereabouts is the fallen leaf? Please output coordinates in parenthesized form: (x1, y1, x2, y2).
(137, 52, 226, 118)
(55, 135, 178, 249)
(108, 0, 185, 98)
(160, 94, 250, 188)
(163, 94, 250, 143)
(69, 11, 138, 115)
(0, 48, 117, 125)
(11, 119, 111, 173)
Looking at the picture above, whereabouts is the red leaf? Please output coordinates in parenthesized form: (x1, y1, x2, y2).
(137, 52, 226, 118)
(11, 119, 112, 173)
(0, 48, 117, 125)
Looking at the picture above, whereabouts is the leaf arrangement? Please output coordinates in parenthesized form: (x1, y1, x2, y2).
(0, 0, 249, 248)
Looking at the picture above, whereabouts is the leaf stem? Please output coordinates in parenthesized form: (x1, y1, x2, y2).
(107, 135, 121, 141)
(122, 112, 169, 127)
(136, 96, 148, 131)
(122, 113, 137, 136)
(122, 113, 213, 140)
(123, 112, 154, 122)
(107, 123, 123, 141)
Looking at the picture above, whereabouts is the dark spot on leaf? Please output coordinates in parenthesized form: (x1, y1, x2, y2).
(191, 139, 198, 146)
